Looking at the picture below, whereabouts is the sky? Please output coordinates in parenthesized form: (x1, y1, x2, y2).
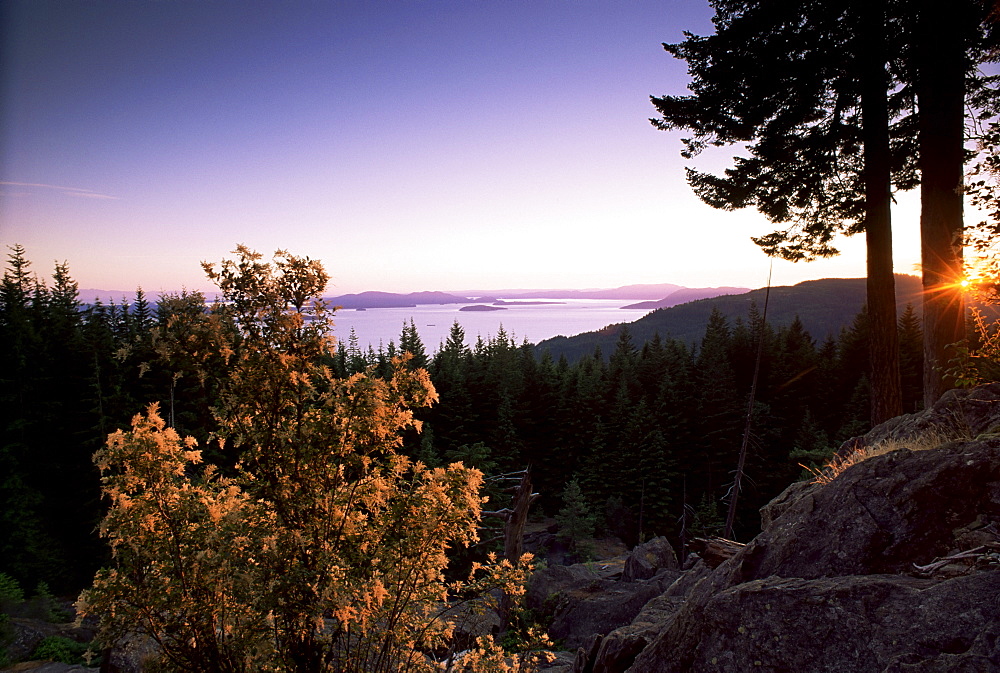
(0, 0, 925, 297)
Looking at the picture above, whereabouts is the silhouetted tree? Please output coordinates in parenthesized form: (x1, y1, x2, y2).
(652, 0, 911, 423)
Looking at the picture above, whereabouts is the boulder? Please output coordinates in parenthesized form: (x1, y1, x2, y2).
(527, 559, 679, 651)
(546, 574, 677, 650)
(628, 571, 1000, 673)
(727, 438, 1000, 583)
(621, 538, 678, 582)
(563, 385, 1000, 672)
(572, 563, 711, 673)
(621, 432, 1000, 671)
(535, 650, 576, 673)
(852, 382, 1000, 449)
(527, 564, 604, 617)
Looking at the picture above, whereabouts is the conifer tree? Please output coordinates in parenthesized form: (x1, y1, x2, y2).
(897, 304, 924, 412)
(555, 480, 596, 557)
(399, 318, 429, 369)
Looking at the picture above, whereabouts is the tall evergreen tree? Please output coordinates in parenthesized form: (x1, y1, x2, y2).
(652, 0, 909, 424)
(897, 304, 924, 412)
(906, 0, 996, 404)
(398, 318, 428, 369)
(654, 0, 1000, 412)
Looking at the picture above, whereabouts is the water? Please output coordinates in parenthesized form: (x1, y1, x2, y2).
(328, 299, 649, 352)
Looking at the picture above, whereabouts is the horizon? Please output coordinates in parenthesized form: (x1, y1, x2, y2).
(2, 1, 925, 295)
(66, 271, 927, 306)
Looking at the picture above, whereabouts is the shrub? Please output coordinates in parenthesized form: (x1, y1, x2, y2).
(31, 635, 92, 665)
(78, 247, 539, 673)
(947, 307, 1000, 387)
(0, 574, 23, 608)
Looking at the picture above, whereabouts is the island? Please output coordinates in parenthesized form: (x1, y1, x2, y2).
(459, 305, 508, 312)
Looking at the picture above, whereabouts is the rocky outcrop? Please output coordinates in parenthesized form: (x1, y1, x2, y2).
(849, 382, 1000, 449)
(572, 386, 1000, 672)
(621, 538, 678, 582)
(728, 438, 1000, 582)
(528, 560, 679, 651)
(547, 574, 678, 651)
(573, 564, 711, 673)
(628, 570, 1000, 673)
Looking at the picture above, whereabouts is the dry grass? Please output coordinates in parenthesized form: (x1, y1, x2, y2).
(801, 430, 960, 484)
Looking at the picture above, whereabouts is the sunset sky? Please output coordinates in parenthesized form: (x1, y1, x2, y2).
(1, 0, 924, 297)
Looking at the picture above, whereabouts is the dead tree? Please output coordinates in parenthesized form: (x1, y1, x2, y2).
(481, 466, 540, 632)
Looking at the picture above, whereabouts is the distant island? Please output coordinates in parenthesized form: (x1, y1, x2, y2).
(324, 291, 466, 310)
(460, 305, 507, 312)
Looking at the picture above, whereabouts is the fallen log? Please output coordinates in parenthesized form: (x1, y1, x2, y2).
(689, 536, 746, 568)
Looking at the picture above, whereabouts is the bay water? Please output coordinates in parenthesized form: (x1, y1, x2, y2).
(328, 299, 649, 352)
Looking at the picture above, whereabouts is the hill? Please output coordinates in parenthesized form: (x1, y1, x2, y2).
(536, 275, 924, 362)
(621, 286, 750, 310)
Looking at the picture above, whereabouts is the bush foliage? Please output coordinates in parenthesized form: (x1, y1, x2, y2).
(77, 247, 540, 672)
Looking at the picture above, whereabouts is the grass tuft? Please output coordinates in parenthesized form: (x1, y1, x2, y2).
(801, 430, 958, 484)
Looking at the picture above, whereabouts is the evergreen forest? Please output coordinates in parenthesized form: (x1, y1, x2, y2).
(0, 243, 926, 597)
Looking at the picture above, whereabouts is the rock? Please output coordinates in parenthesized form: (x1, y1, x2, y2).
(527, 560, 677, 652)
(849, 382, 1000, 449)
(727, 438, 1000, 582)
(622, 435, 1000, 671)
(621, 538, 678, 582)
(758, 478, 818, 529)
(561, 386, 1000, 672)
(572, 635, 603, 673)
(546, 574, 676, 650)
(5, 619, 90, 666)
(445, 597, 502, 650)
(1, 663, 98, 672)
(628, 571, 1000, 673)
(535, 650, 575, 673)
(527, 564, 602, 617)
(572, 563, 710, 673)
(100, 634, 159, 673)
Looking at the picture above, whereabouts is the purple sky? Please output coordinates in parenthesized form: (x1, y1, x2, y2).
(1, 0, 923, 296)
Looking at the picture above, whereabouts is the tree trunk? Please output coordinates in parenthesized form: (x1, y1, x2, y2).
(917, 0, 968, 407)
(860, 0, 903, 424)
(499, 468, 539, 633)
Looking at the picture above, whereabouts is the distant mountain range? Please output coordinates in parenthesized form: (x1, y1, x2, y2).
(76, 283, 728, 310)
(445, 283, 686, 301)
(535, 275, 926, 363)
(319, 283, 728, 310)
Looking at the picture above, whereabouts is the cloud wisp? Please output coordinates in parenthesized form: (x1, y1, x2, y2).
(0, 181, 120, 200)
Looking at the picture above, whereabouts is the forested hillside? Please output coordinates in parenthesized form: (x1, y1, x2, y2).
(537, 275, 924, 362)
(0, 245, 925, 597)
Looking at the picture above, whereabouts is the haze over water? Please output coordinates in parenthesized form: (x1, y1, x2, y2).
(329, 299, 649, 352)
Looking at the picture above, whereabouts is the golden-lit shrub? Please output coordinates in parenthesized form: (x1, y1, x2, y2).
(78, 247, 541, 672)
